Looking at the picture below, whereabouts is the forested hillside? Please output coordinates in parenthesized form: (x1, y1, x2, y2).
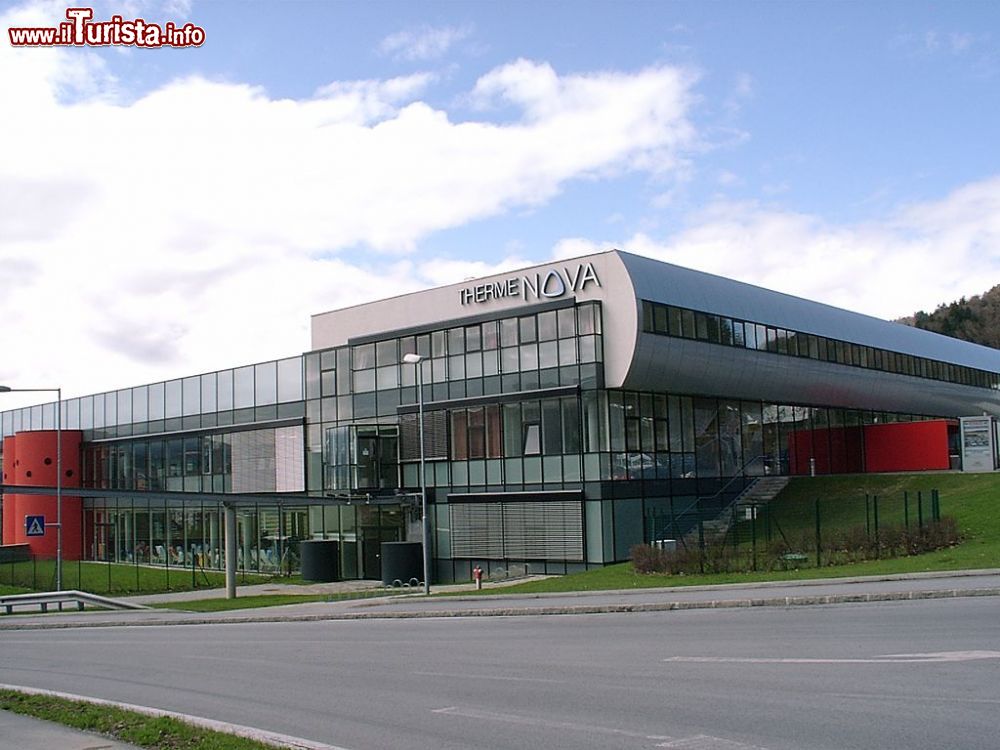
(899, 285, 1000, 350)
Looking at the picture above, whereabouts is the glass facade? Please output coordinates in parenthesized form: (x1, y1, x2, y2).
(642, 299, 1000, 391)
(0, 294, 969, 583)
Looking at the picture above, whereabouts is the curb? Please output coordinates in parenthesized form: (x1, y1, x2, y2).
(0, 683, 343, 750)
(1, 586, 997, 630)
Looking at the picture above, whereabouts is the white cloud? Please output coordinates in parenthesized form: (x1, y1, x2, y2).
(378, 23, 472, 61)
(553, 177, 1000, 322)
(0, 2, 698, 401)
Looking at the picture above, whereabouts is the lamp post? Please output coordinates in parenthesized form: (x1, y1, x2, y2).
(0, 385, 63, 591)
(401, 353, 430, 594)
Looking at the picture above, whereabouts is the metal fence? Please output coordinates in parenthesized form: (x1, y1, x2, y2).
(640, 489, 946, 574)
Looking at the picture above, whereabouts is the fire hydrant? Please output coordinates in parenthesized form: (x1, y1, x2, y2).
(473, 565, 483, 590)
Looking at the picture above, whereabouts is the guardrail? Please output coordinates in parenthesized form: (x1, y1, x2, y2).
(1, 590, 149, 615)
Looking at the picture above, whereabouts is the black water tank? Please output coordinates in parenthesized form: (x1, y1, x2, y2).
(380, 541, 423, 586)
(300, 540, 340, 582)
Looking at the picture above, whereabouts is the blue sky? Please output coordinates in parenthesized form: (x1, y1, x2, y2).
(1, 0, 999, 402)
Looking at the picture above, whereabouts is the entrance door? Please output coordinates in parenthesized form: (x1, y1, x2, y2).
(359, 506, 405, 579)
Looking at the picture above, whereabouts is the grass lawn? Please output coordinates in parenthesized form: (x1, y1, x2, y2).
(0, 560, 290, 597)
(0, 690, 282, 749)
(482, 472, 1000, 595)
(147, 588, 404, 612)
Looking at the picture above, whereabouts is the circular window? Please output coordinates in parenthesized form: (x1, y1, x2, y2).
(25, 470, 32, 478)
(65, 469, 74, 478)
(44, 457, 52, 465)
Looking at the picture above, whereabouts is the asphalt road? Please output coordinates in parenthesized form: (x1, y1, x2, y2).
(2, 597, 998, 750)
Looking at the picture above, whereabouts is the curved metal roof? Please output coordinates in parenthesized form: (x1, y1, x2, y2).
(618, 251, 1000, 373)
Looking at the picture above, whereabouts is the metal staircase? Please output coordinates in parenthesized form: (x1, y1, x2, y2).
(690, 476, 790, 544)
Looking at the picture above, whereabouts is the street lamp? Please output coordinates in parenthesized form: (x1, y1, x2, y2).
(0, 385, 63, 591)
(402, 353, 430, 595)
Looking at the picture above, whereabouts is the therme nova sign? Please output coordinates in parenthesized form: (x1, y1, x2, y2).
(460, 261, 601, 305)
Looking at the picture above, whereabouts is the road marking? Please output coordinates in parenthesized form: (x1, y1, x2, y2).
(414, 670, 568, 685)
(828, 692, 1000, 706)
(432, 705, 672, 742)
(432, 707, 772, 749)
(657, 736, 771, 749)
(664, 650, 1000, 665)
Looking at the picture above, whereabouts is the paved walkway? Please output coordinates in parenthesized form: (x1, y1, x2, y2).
(1, 569, 997, 630)
(0, 709, 142, 750)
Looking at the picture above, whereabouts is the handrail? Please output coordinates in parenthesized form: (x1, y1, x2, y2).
(0, 590, 149, 615)
(694, 454, 769, 509)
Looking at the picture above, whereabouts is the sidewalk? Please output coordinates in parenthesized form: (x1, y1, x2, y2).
(0, 709, 142, 750)
(1, 569, 997, 630)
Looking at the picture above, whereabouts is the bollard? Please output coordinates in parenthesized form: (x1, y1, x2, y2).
(473, 565, 483, 591)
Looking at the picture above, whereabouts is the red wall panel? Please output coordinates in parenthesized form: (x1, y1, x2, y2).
(2, 435, 16, 546)
(863, 420, 952, 473)
(7, 430, 83, 559)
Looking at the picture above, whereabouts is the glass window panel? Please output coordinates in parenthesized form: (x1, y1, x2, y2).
(705, 315, 720, 343)
(720, 317, 733, 345)
(537, 311, 557, 341)
(353, 369, 375, 392)
(217, 370, 234, 411)
(166, 438, 183, 477)
(465, 325, 482, 352)
(483, 349, 500, 376)
(577, 304, 595, 335)
(431, 358, 447, 383)
(146, 384, 163, 420)
(481, 321, 499, 350)
(561, 397, 580, 454)
(117, 389, 132, 425)
(732, 320, 745, 347)
(755, 325, 768, 351)
(164, 380, 182, 418)
(104, 392, 116, 427)
(277, 357, 303, 402)
(451, 409, 468, 460)
(414, 334, 431, 358)
(557, 307, 576, 338)
(535, 401, 561, 459)
(519, 343, 539, 370)
(198, 373, 216, 413)
(653, 304, 668, 334)
(254, 362, 277, 406)
(501, 346, 519, 373)
(375, 339, 398, 367)
(668, 307, 683, 337)
(519, 316, 537, 343)
(775, 329, 788, 355)
(447, 327, 464, 355)
(376, 365, 399, 389)
(353, 343, 375, 369)
(486, 405, 502, 458)
(465, 352, 483, 378)
(579, 335, 597, 363)
(431, 331, 447, 357)
(443, 355, 462, 381)
(182, 376, 200, 416)
(558, 338, 577, 366)
(500, 318, 519, 346)
(468, 407, 486, 459)
(681, 309, 696, 338)
(539, 340, 559, 369)
(233, 367, 254, 408)
(503, 403, 522, 457)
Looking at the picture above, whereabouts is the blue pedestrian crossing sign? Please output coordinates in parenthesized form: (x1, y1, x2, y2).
(25, 515, 45, 537)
